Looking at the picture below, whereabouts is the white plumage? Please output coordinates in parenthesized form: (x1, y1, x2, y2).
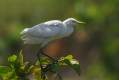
(20, 18, 85, 47)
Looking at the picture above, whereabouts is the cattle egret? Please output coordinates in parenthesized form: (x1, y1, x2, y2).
(20, 18, 85, 70)
(20, 18, 85, 47)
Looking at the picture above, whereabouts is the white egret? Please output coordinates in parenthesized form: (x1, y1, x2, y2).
(20, 18, 85, 47)
(20, 18, 85, 70)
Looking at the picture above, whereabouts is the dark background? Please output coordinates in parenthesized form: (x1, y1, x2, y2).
(0, 0, 119, 80)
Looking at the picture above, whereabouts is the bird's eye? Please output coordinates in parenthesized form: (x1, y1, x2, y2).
(72, 20, 76, 23)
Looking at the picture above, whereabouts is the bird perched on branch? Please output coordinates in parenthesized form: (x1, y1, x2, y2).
(20, 18, 85, 71)
(20, 18, 85, 80)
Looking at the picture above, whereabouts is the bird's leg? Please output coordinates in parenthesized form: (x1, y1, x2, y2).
(40, 48, 62, 80)
(58, 72, 62, 80)
(40, 48, 58, 62)
(37, 49, 48, 79)
(37, 48, 57, 70)
(37, 50, 43, 71)
(39, 48, 62, 80)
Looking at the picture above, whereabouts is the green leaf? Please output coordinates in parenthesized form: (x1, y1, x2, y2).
(8, 54, 25, 78)
(33, 70, 42, 80)
(36, 61, 40, 65)
(31, 66, 41, 80)
(0, 66, 12, 74)
(19, 50, 23, 65)
(3, 71, 16, 80)
(8, 55, 17, 64)
(59, 55, 73, 65)
(0, 73, 5, 78)
(27, 65, 40, 75)
(59, 55, 80, 75)
(0, 66, 12, 78)
(8, 55, 20, 69)
(51, 63, 60, 72)
(62, 59, 80, 75)
(36, 57, 52, 66)
(21, 62, 29, 70)
(69, 59, 80, 75)
(65, 55, 73, 59)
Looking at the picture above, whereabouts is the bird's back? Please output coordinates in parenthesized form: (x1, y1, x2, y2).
(43, 20, 63, 27)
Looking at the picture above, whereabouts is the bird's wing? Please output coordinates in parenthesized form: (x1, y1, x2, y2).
(21, 21, 63, 37)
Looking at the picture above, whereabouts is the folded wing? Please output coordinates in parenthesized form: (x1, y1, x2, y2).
(21, 23, 62, 37)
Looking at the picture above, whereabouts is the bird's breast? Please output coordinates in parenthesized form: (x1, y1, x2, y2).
(57, 27, 74, 39)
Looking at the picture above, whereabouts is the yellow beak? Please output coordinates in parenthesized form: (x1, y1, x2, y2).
(76, 21, 85, 24)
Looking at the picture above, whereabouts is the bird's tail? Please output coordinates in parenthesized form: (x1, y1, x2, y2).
(21, 34, 29, 40)
(21, 34, 44, 44)
(20, 28, 29, 34)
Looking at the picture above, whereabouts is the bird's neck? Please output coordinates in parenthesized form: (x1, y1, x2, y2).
(62, 22, 74, 37)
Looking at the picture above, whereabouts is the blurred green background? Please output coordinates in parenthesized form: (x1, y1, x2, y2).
(0, 0, 119, 80)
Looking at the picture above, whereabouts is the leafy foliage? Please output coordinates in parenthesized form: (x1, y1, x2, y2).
(0, 52, 80, 80)
(0, 66, 12, 78)
(0, 51, 40, 80)
(59, 55, 80, 75)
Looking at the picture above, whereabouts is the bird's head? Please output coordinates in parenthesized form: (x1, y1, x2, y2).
(63, 18, 85, 26)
